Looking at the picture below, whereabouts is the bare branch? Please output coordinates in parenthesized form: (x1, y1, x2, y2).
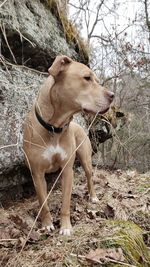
(144, 0, 150, 32)
(90, 35, 109, 42)
(88, 0, 105, 40)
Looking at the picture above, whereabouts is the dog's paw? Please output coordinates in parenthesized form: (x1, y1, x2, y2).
(59, 228, 72, 236)
(90, 196, 99, 203)
(41, 224, 55, 233)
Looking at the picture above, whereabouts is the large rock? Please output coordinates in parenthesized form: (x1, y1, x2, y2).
(0, 0, 87, 71)
(0, 65, 44, 200)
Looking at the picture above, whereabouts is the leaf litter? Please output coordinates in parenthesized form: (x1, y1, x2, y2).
(0, 169, 149, 266)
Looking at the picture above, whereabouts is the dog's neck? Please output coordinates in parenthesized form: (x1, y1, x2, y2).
(36, 75, 79, 128)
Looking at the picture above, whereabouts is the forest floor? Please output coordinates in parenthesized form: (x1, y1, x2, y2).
(0, 168, 150, 267)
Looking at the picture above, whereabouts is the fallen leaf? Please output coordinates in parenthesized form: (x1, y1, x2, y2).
(10, 215, 40, 241)
(0, 228, 11, 240)
(104, 204, 115, 218)
(87, 209, 97, 219)
(85, 247, 124, 264)
(75, 203, 84, 213)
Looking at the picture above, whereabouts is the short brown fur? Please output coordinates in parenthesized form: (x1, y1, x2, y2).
(23, 55, 114, 235)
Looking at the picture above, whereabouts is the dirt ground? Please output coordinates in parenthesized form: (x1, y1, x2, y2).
(0, 168, 150, 267)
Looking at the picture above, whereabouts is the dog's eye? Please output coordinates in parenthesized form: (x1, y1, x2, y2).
(84, 76, 91, 81)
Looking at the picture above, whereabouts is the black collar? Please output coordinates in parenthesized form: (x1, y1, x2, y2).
(35, 107, 63, 134)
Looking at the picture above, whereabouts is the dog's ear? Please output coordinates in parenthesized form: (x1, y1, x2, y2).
(48, 55, 72, 77)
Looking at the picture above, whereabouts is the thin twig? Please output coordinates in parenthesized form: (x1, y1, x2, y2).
(24, 121, 47, 148)
(107, 259, 137, 267)
(15, 29, 36, 48)
(0, 143, 18, 150)
(2, 57, 48, 75)
(70, 253, 137, 267)
(0, 55, 12, 77)
(0, 239, 18, 242)
(142, 187, 150, 195)
(23, 140, 46, 150)
(0, 0, 8, 8)
(1, 23, 17, 64)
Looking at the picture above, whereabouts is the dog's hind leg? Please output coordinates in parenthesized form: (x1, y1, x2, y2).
(76, 137, 99, 203)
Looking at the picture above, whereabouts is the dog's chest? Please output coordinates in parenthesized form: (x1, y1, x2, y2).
(42, 144, 67, 162)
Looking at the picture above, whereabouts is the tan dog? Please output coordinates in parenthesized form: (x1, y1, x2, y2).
(23, 55, 114, 235)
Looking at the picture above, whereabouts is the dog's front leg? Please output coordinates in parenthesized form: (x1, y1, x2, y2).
(33, 171, 54, 231)
(60, 167, 73, 236)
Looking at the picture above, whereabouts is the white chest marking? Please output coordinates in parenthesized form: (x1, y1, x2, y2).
(42, 145, 67, 161)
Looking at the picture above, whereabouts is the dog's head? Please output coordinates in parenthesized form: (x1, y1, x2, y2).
(48, 55, 114, 114)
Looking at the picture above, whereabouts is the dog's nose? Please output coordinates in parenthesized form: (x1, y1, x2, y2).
(105, 91, 114, 102)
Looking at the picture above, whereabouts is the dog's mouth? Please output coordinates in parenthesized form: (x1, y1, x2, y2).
(99, 107, 110, 114)
(83, 107, 109, 115)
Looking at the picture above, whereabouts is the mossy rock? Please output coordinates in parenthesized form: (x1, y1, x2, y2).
(46, 0, 89, 63)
